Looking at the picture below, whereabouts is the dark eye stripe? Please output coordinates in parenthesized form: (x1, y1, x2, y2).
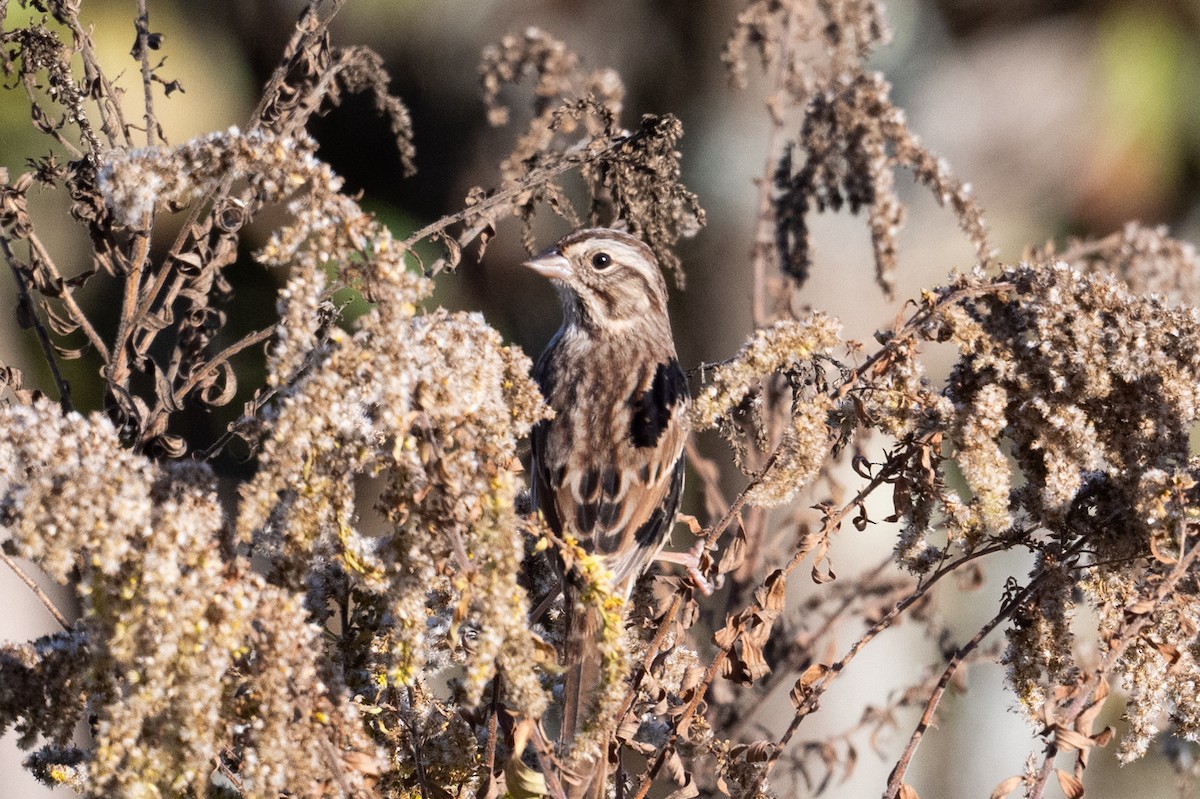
(590, 269, 663, 321)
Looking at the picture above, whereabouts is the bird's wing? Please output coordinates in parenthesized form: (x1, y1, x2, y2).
(569, 358, 690, 587)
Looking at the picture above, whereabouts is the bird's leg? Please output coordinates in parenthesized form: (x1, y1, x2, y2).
(654, 514, 720, 595)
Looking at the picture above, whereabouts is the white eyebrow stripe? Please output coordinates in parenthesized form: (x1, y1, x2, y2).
(581, 240, 665, 290)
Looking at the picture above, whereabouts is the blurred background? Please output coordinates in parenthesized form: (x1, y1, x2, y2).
(3, 0, 1200, 796)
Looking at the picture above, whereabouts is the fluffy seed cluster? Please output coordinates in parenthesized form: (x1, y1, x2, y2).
(926, 263, 1200, 759)
(98, 127, 326, 227)
(0, 402, 377, 797)
(6, 119, 552, 794)
(238, 294, 550, 716)
(693, 315, 843, 506)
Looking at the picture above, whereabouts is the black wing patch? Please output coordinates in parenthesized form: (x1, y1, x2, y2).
(629, 359, 687, 448)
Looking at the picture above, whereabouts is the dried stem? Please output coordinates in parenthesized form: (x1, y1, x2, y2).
(107, 220, 152, 389)
(1, 552, 70, 630)
(133, 0, 161, 147)
(482, 673, 501, 787)
(25, 232, 109, 361)
(882, 573, 1048, 799)
(725, 555, 899, 742)
(0, 237, 72, 410)
(168, 325, 275, 410)
(750, 6, 799, 327)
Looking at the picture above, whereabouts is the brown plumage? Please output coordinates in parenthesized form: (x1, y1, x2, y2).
(526, 228, 690, 798)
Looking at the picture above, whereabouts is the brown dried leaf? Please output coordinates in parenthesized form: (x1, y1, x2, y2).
(790, 663, 830, 707)
(43, 302, 79, 336)
(732, 637, 771, 684)
(504, 757, 547, 799)
(437, 231, 462, 272)
(841, 743, 857, 784)
(718, 526, 747, 575)
(1053, 726, 1096, 753)
(745, 740, 776, 763)
(198, 361, 238, 407)
(1055, 769, 1084, 799)
(0, 366, 23, 391)
(1125, 599, 1157, 616)
(756, 569, 787, 613)
(713, 615, 738, 649)
(1148, 638, 1181, 665)
(662, 749, 689, 786)
(149, 434, 187, 458)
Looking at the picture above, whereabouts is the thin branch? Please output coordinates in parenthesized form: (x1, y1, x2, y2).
(699, 281, 1013, 553)
(109, 222, 153, 389)
(215, 753, 246, 793)
(25, 232, 110, 362)
(630, 647, 728, 799)
(129, 0, 348, 369)
(404, 686, 431, 799)
(482, 673, 501, 787)
(318, 737, 352, 799)
(735, 542, 1019, 799)
(616, 592, 684, 728)
(193, 320, 335, 461)
(19, 76, 86, 159)
(246, 0, 351, 130)
(726, 556, 899, 742)
(881, 574, 1048, 799)
(401, 148, 588, 254)
(133, 0, 161, 147)
(749, 5, 799, 327)
(399, 122, 665, 272)
(627, 284, 1015, 798)
(631, 537, 1008, 799)
(57, 11, 133, 149)
(1, 236, 72, 411)
(1, 552, 69, 630)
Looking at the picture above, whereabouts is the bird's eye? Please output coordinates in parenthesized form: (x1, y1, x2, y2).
(591, 252, 613, 270)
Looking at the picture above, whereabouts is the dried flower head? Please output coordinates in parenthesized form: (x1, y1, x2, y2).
(693, 315, 842, 506)
(926, 263, 1200, 761)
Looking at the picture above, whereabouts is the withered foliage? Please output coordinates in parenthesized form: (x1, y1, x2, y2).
(725, 0, 989, 299)
(1, 1, 1198, 799)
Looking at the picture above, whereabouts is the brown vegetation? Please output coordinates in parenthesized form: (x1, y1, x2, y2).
(1, 1, 1198, 797)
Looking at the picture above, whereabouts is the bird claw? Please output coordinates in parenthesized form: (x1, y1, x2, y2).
(654, 540, 721, 596)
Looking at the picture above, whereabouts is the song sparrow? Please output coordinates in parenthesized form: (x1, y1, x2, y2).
(526, 228, 690, 796)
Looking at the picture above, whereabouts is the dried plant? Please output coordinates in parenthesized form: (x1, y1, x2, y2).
(1, 1, 1198, 799)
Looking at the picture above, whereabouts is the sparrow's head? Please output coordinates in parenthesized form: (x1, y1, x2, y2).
(524, 228, 670, 329)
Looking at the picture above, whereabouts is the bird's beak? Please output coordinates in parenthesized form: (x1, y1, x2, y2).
(523, 247, 572, 281)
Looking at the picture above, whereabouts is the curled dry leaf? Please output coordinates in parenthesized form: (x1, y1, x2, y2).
(1056, 769, 1085, 799)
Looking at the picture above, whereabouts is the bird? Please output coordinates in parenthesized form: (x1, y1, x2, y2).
(525, 227, 690, 798)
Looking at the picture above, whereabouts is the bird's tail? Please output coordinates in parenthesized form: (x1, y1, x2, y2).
(560, 582, 609, 799)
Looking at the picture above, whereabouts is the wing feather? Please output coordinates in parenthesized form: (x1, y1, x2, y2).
(533, 342, 689, 590)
